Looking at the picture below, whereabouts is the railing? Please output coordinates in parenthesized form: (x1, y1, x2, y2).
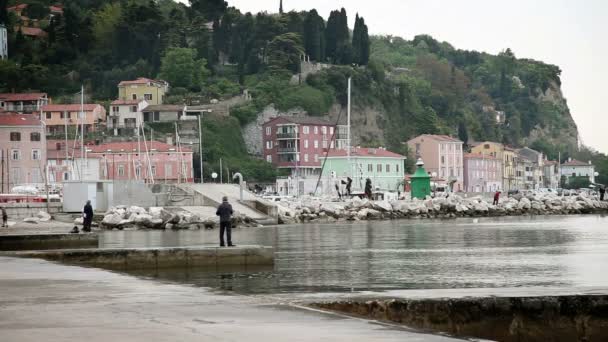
(276, 133, 298, 139)
(277, 147, 297, 153)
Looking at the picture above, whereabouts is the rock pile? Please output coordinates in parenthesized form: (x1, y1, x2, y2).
(99, 206, 260, 230)
(276, 193, 608, 224)
(22, 211, 52, 224)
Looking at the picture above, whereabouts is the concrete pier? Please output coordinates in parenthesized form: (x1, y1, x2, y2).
(0, 233, 99, 251)
(6, 245, 274, 270)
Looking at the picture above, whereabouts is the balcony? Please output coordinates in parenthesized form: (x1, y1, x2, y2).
(277, 147, 297, 154)
(277, 132, 299, 140)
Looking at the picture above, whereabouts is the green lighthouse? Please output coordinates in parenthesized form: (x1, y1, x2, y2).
(410, 158, 431, 200)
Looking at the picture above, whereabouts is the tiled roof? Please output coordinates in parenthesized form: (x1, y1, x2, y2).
(464, 153, 499, 160)
(411, 134, 462, 143)
(118, 78, 164, 86)
(0, 114, 42, 126)
(543, 160, 559, 166)
(142, 104, 185, 112)
(42, 104, 101, 112)
(111, 99, 143, 105)
(326, 147, 405, 159)
(87, 141, 192, 153)
(49, 5, 63, 13)
(562, 159, 592, 167)
(7, 4, 28, 11)
(266, 116, 335, 126)
(19, 26, 48, 37)
(0, 92, 47, 101)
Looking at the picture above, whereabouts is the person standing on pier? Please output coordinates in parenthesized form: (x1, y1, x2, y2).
(216, 196, 235, 247)
(365, 178, 373, 199)
(493, 191, 501, 205)
(1, 207, 7, 227)
(600, 186, 606, 201)
(82, 200, 93, 232)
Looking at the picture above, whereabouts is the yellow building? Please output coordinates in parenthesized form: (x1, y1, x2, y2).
(117, 78, 169, 105)
(471, 142, 518, 191)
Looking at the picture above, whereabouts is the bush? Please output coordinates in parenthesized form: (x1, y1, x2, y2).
(231, 103, 260, 125)
(278, 85, 333, 116)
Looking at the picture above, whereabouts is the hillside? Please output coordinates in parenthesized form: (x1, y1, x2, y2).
(1, 0, 605, 184)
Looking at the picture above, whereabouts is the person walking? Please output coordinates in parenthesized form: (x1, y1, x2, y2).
(216, 196, 235, 247)
(1, 207, 7, 228)
(82, 200, 93, 232)
(493, 191, 501, 205)
(345, 177, 353, 197)
(364, 178, 373, 199)
(600, 186, 606, 201)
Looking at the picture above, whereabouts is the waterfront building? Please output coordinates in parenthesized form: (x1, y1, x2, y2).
(517, 147, 544, 190)
(107, 99, 149, 134)
(90, 141, 193, 184)
(0, 114, 47, 190)
(542, 160, 560, 189)
(46, 140, 99, 183)
(463, 153, 502, 192)
(41, 104, 107, 135)
(561, 159, 595, 184)
(407, 134, 464, 191)
(0, 92, 49, 114)
(141, 104, 187, 123)
(117, 78, 169, 106)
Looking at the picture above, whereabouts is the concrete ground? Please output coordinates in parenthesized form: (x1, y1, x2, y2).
(0, 220, 77, 236)
(0, 256, 461, 342)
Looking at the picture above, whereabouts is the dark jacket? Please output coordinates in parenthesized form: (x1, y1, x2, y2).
(1, 208, 7, 218)
(83, 204, 93, 221)
(216, 202, 233, 223)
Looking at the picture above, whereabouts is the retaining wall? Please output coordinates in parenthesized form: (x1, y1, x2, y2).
(1, 202, 63, 220)
(0, 233, 98, 251)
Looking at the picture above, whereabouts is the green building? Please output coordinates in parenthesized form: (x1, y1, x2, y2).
(321, 147, 406, 192)
(410, 159, 431, 199)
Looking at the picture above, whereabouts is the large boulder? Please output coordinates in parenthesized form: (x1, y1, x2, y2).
(128, 206, 147, 215)
(36, 211, 51, 222)
(102, 213, 123, 227)
(372, 201, 393, 212)
(23, 217, 40, 223)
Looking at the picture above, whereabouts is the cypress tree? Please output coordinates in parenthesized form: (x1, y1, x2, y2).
(304, 10, 323, 61)
(352, 14, 362, 64)
(324, 10, 339, 63)
(359, 17, 370, 65)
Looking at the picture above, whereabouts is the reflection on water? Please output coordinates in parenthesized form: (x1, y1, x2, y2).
(101, 215, 608, 294)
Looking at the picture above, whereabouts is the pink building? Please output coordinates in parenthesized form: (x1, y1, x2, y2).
(463, 153, 503, 192)
(407, 134, 464, 191)
(0, 93, 49, 114)
(88, 141, 193, 183)
(0, 114, 47, 191)
(42, 104, 107, 135)
(263, 117, 337, 177)
(46, 140, 98, 183)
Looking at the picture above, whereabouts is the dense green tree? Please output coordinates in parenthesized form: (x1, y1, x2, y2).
(0, 0, 7, 24)
(159, 48, 209, 90)
(303, 10, 324, 62)
(190, 0, 227, 21)
(352, 14, 370, 65)
(267, 32, 304, 73)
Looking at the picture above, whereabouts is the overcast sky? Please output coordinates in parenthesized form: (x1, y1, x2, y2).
(179, 0, 608, 153)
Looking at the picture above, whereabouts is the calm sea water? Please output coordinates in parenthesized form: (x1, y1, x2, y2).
(100, 215, 608, 294)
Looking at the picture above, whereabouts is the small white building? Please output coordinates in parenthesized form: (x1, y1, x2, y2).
(0, 24, 7, 59)
(561, 159, 595, 183)
(108, 99, 148, 134)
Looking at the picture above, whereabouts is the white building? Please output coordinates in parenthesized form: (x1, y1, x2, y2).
(561, 159, 595, 184)
(0, 24, 7, 59)
(108, 99, 148, 135)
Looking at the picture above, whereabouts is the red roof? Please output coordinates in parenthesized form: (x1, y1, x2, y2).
(464, 153, 499, 160)
(326, 147, 404, 159)
(0, 92, 47, 101)
(7, 4, 28, 11)
(265, 116, 335, 126)
(88, 141, 192, 153)
(0, 114, 42, 126)
(409, 134, 462, 143)
(562, 159, 592, 167)
(18, 26, 48, 37)
(42, 104, 101, 112)
(544, 160, 559, 166)
(118, 78, 164, 86)
(49, 5, 63, 13)
(111, 99, 143, 105)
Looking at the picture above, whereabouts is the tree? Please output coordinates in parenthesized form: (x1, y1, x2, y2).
(458, 122, 469, 146)
(352, 14, 370, 65)
(159, 48, 209, 89)
(324, 10, 339, 62)
(303, 10, 324, 62)
(190, 0, 227, 21)
(267, 33, 304, 73)
(0, 0, 7, 24)
(23, 1, 49, 20)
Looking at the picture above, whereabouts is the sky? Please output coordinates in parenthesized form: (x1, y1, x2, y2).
(179, 0, 608, 153)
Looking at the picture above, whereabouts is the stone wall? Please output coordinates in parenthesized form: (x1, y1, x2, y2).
(1, 202, 62, 220)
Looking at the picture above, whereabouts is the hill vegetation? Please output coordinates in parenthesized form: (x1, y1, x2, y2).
(1, 0, 607, 184)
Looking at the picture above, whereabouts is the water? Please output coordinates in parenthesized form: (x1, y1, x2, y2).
(100, 215, 608, 294)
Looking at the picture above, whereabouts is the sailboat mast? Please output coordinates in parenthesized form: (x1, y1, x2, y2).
(347, 77, 352, 178)
(80, 85, 84, 181)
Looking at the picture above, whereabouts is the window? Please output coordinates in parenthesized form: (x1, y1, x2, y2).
(330, 127, 334, 135)
(314, 140, 319, 148)
(415, 143, 421, 155)
(304, 140, 309, 149)
(314, 126, 318, 134)
(484, 144, 490, 149)
(304, 154, 309, 162)
(368, 164, 373, 172)
(131, 106, 137, 112)
(153, 112, 160, 121)
(330, 141, 334, 149)
(266, 127, 271, 136)
(30, 132, 40, 141)
(322, 140, 328, 148)
(118, 165, 125, 176)
(266, 141, 273, 149)
(386, 164, 391, 173)
(112, 106, 119, 113)
(10, 132, 21, 141)
(132, 94, 137, 100)
(377, 164, 382, 172)
(396, 164, 400, 173)
(46, 112, 52, 119)
(63, 172, 70, 181)
(31, 149, 40, 160)
(165, 164, 173, 175)
(303, 126, 309, 134)
(144, 94, 152, 101)
(11, 149, 20, 160)
(314, 154, 319, 162)
(266, 155, 272, 163)
(441, 156, 445, 164)
(151, 165, 156, 176)
(31, 168, 41, 183)
(322, 126, 327, 135)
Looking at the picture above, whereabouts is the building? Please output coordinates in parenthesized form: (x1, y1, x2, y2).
(117, 78, 169, 105)
(517, 147, 544, 190)
(141, 104, 187, 123)
(263, 116, 337, 178)
(89, 141, 193, 183)
(42, 104, 107, 135)
(561, 159, 595, 184)
(108, 99, 149, 133)
(463, 153, 502, 192)
(322, 147, 406, 193)
(46, 140, 100, 183)
(0, 114, 47, 190)
(407, 135, 464, 191)
(0, 93, 49, 114)
(0, 24, 7, 59)
(470, 141, 520, 191)
(543, 160, 560, 189)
